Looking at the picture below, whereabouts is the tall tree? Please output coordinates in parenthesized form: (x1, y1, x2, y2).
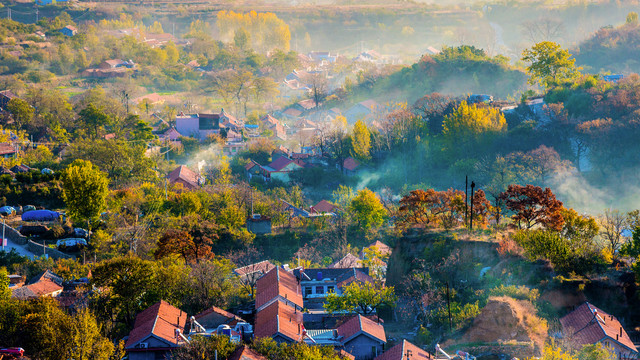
(78, 103, 110, 140)
(6, 98, 33, 130)
(324, 281, 397, 315)
(350, 120, 371, 161)
(349, 189, 386, 230)
(61, 159, 109, 226)
(521, 41, 580, 88)
(499, 184, 564, 231)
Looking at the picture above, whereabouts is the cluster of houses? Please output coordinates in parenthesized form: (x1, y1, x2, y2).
(9, 270, 90, 312)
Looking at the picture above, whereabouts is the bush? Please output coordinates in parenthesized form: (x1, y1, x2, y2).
(489, 285, 539, 302)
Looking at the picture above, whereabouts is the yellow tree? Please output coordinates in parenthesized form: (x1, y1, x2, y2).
(442, 101, 506, 157)
(521, 41, 580, 88)
(350, 120, 371, 161)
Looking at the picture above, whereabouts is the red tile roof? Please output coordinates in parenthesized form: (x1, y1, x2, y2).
(337, 269, 375, 289)
(283, 108, 303, 117)
(0, 143, 16, 156)
(12, 278, 62, 300)
(254, 300, 303, 342)
(311, 200, 338, 214)
(337, 315, 386, 344)
(125, 300, 187, 349)
(267, 157, 304, 172)
(363, 241, 392, 256)
(297, 99, 319, 110)
(343, 157, 360, 172)
(374, 340, 433, 360)
(255, 267, 303, 310)
(167, 165, 200, 189)
(194, 306, 245, 324)
(234, 260, 275, 278)
(228, 345, 268, 360)
(560, 302, 637, 353)
(330, 253, 363, 269)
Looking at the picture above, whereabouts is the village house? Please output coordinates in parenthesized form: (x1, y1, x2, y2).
(60, 25, 77, 37)
(293, 267, 373, 300)
(344, 100, 380, 124)
(259, 114, 287, 141)
(310, 200, 339, 215)
(245, 156, 305, 183)
(234, 260, 276, 297)
(124, 300, 187, 359)
(175, 109, 240, 140)
(0, 143, 17, 158)
(227, 346, 267, 360)
(336, 315, 387, 360)
(167, 165, 202, 190)
(193, 306, 246, 330)
(342, 157, 361, 176)
(99, 59, 135, 69)
(11, 270, 63, 300)
(254, 267, 305, 343)
(0, 89, 17, 109)
(374, 340, 434, 360)
(559, 302, 638, 359)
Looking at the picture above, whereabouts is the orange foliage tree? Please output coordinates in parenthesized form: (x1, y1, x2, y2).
(498, 184, 564, 231)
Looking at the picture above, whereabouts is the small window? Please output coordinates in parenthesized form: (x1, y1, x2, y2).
(315, 286, 324, 295)
(305, 287, 312, 296)
(327, 286, 335, 293)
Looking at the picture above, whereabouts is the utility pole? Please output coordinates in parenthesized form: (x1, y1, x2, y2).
(470, 181, 475, 231)
(465, 175, 468, 227)
(446, 282, 452, 332)
(7, 8, 11, 21)
(2, 216, 5, 251)
(35, 7, 38, 23)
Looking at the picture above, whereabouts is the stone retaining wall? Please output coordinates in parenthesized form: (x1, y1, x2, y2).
(1, 223, 27, 245)
(27, 240, 74, 259)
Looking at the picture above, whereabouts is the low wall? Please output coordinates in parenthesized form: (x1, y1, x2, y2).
(27, 240, 74, 260)
(1, 223, 27, 245)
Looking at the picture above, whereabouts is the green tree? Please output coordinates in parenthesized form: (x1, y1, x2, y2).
(234, 27, 250, 50)
(6, 98, 33, 130)
(626, 12, 639, 25)
(67, 309, 115, 360)
(521, 41, 580, 88)
(349, 188, 386, 230)
(577, 344, 616, 360)
(350, 120, 371, 161)
(62, 159, 109, 226)
(91, 256, 155, 328)
(0, 267, 10, 301)
(324, 281, 397, 315)
(164, 41, 180, 65)
(78, 103, 110, 140)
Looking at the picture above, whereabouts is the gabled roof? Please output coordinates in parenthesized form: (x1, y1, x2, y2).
(330, 253, 363, 269)
(255, 267, 303, 310)
(337, 314, 386, 344)
(560, 302, 637, 353)
(374, 340, 433, 360)
(125, 300, 187, 349)
(336, 268, 375, 289)
(363, 241, 391, 257)
(0, 90, 17, 99)
(343, 157, 360, 172)
(12, 278, 62, 300)
(63, 25, 77, 32)
(167, 165, 200, 189)
(228, 345, 268, 360)
(359, 99, 379, 110)
(294, 267, 369, 282)
(30, 270, 63, 285)
(194, 306, 245, 324)
(267, 156, 303, 172)
(283, 108, 303, 117)
(0, 143, 16, 156)
(234, 260, 276, 278)
(254, 300, 303, 342)
(310, 200, 338, 214)
(297, 99, 319, 110)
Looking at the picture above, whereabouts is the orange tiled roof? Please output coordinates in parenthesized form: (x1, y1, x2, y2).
(194, 306, 245, 324)
(254, 300, 303, 342)
(125, 300, 187, 349)
(374, 340, 433, 360)
(363, 241, 391, 256)
(228, 345, 268, 360)
(167, 165, 200, 189)
(12, 278, 62, 299)
(337, 315, 386, 344)
(311, 200, 338, 214)
(255, 267, 303, 310)
(343, 157, 360, 172)
(234, 260, 275, 278)
(560, 302, 638, 353)
(330, 253, 363, 269)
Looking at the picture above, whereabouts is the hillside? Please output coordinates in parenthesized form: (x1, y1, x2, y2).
(335, 46, 528, 107)
(575, 21, 640, 74)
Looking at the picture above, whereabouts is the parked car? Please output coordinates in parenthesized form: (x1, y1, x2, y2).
(0, 206, 15, 216)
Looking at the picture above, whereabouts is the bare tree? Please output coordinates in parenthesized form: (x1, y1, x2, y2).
(228, 247, 275, 298)
(521, 17, 564, 43)
(599, 209, 627, 258)
(302, 72, 328, 108)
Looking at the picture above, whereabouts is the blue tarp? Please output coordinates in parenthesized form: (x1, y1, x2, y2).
(22, 210, 60, 222)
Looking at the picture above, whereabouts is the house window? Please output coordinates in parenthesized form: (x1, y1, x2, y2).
(327, 286, 335, 293)
(305, 287, 312, 297)
(315, 286, 324, 295)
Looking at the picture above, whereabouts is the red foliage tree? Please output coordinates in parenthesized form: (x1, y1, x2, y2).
(498, 184, 564, 231)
